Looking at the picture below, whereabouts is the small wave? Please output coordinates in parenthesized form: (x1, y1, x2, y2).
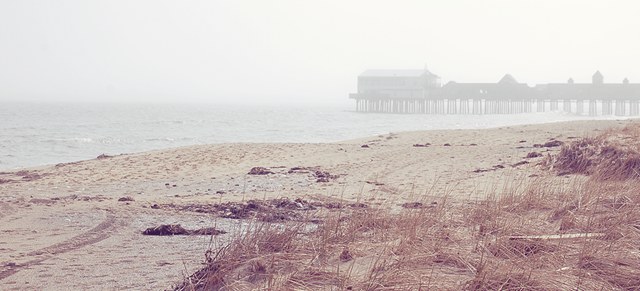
(41, 137, 96, 143)
(145, 137, 176, 142)
(141, 120, 187, 126)
(71, 137, 94, 143)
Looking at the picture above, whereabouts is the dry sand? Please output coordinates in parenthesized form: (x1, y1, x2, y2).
(0, 119, 635, 290)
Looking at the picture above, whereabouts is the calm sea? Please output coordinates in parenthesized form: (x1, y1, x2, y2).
(0, 102, 618, 170)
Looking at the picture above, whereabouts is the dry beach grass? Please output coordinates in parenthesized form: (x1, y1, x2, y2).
(176, 123, 640, 290)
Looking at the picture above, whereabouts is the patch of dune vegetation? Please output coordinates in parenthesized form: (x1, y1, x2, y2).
(174, 125, 640, 290)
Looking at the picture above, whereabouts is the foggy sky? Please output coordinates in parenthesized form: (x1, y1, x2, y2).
(1, 0, 639, 105)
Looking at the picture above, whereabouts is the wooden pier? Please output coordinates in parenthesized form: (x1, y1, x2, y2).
(350, 70, 640, 116)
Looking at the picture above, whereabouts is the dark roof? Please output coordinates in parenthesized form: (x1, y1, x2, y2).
(593, 71, 603, 79)
(434, 81, 539, 99)
(592, 71, 604, 84)
(499, 74, 518, 84)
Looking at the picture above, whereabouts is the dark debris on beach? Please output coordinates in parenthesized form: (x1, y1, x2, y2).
(142, 224, 227, 236)
(154, 197, 370, 223)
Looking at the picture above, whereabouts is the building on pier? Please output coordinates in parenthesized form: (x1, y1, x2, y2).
(349, 68, 441, 100)
(432, 74, 540, 114)
(539, 71, 640, 101)
(350, 68, 640, 116)
(436, 74, 539, 100)
(536, 71, 640, 115)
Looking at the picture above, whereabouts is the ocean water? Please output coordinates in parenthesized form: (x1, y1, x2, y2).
(0, 102, 620, 170)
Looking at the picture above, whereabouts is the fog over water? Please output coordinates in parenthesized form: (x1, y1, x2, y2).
(1, 1, 640, 104)
(1, 1, 639, 169)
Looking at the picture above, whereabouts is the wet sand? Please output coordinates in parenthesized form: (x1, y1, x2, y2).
(0, 119, 635, 290)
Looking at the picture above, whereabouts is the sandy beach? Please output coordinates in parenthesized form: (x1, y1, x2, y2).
(0, 119, 636, 290)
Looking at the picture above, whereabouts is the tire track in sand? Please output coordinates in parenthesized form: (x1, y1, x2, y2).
(0, 210, 122, 281)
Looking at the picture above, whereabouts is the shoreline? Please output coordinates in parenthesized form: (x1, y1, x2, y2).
(2, 117, 635, 173)
(0, 118, 637, 289)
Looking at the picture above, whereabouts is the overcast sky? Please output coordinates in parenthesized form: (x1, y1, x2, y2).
(1, 0, 639, 104)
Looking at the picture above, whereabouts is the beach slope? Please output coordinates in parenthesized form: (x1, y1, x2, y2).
(0, 119, 634, 289)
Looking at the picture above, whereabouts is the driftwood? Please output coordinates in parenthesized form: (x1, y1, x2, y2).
(509, 233, 605, 240)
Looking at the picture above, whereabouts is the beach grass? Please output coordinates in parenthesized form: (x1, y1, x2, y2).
(172, 124, 640, 290)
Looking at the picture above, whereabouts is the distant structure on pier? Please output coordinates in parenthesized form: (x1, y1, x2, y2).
(349, 68, 640, 116)
(355, 68, 441, 99)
